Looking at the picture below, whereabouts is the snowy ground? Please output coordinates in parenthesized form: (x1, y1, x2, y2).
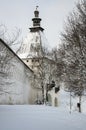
(0, 105, 86, 130)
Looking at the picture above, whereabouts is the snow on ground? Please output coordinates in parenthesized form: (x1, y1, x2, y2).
(0, 105, 86, 130)
(59, 89, 86, 114)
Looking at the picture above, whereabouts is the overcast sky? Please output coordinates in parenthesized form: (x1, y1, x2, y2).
(0, 0, 78, 48)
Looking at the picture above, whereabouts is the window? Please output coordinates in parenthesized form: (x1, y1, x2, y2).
(32, 59, 34, 62)
(36, 59, 39, 62)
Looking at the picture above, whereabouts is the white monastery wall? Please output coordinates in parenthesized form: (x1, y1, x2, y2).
(0, 40, 33, 104)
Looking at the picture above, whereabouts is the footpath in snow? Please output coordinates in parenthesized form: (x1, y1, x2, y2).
(0, 105, 86, 130)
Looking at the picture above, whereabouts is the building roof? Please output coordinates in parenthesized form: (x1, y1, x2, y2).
(30, 6, 44, 32)
(18, 8, 50, 59)
(0, 38, 33, 73)
(18, 31, 50, 59)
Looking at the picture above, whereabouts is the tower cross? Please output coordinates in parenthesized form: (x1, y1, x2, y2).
(36, 6, 39, 10)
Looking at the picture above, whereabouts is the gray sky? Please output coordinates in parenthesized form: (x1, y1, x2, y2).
(0, 0, 78, 48)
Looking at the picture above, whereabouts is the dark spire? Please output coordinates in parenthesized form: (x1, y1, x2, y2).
(29, 6, 44, 32)
(34, 6, 39, 17)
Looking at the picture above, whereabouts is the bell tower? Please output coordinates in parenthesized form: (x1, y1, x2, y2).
(29, 6, 44, 32)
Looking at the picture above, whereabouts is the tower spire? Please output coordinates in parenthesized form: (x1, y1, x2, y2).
(29, 6, 44, 32)
(34, 6, 39, 18)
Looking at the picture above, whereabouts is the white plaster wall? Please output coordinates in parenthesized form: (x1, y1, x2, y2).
(0, 41, 33, 104)
(48, 88, 59, 107)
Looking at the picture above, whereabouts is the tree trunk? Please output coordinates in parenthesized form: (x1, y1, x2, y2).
(79, 95, 81, 113)
(42, 85, 44, 104)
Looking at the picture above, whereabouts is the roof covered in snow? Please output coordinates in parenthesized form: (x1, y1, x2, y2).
(0, 39, 33, 73)
(18, 7, 50, 59)
(18, 31, 50, 59)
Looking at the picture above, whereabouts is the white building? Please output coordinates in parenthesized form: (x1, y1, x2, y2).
(18, 7, 60, 106)
(0, 39, 33, 104)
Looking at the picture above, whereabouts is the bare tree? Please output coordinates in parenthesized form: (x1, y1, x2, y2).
(31, 48, 50, 104)
(30, 34, 58, 104)
(0, 25, 21, 95)
(60, 0, 86, 112)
